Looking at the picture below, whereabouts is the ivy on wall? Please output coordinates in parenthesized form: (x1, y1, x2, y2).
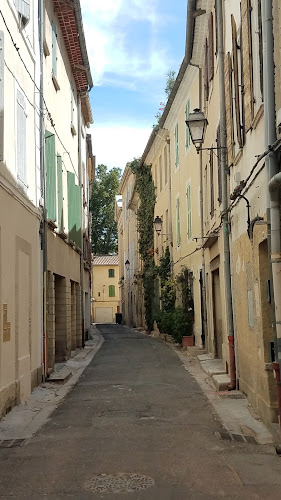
(130, 159, 156, 331)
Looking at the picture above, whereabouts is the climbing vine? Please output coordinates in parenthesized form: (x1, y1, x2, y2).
(130, 159, 156, 331)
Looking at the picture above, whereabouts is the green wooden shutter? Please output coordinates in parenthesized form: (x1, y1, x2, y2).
(109, 285, 115, 297)
(67, 171, 82, 248)
(186, 183, 192, 239)
(176, 197, 181, 246)
(45, 131, 56, 221)
(185, 100, 190, 149)
(52, 21, 57, 77)
(57, 155, 63, 231)
(108, 269, 115, 278)
(175, 123, 179, 168)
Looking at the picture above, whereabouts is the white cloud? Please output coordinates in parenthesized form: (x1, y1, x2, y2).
(91, 124, 152, 170)
(80, 0, 171, 88)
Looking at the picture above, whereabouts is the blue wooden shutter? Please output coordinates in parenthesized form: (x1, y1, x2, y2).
(57, 155, 63, 231)
(45, 131, 56, 221)
(17, 89, 27, 190)
(52, 21, 57, 77)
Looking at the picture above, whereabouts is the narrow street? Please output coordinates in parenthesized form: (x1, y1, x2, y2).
(0, 325, 281, 499)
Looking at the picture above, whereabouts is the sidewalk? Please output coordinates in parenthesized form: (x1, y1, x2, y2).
(147, 330, 275, 447)
(0, 324, 103, 441)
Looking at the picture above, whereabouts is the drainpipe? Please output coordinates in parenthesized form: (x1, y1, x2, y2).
(217, 0, 236, 389)
(198, 67, 206, 348)
(39, 0, 47, 380)
(261, 0, 281, 427)
(78, 93, 85, 348)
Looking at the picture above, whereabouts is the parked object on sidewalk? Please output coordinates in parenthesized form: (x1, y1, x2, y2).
(115, 313, 123, 324)
(182, 335, 195, 347)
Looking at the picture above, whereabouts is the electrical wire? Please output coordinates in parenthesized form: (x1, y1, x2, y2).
(0, 8, 80, 182)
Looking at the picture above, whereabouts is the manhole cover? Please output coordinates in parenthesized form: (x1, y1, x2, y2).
(84, 473, 155, 493)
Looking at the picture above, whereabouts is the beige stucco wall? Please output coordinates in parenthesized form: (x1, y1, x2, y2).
(0, 1, 42, 417)
(92, 264, 120, 323)
(0, 180, 42, 416)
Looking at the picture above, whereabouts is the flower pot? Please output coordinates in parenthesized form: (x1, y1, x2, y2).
(182, 335, 195, 347)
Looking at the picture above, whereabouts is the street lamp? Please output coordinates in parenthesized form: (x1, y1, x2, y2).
(153, 216, 163, 235)
(185, 108, 208, 152)
(125, 259, 130, 271)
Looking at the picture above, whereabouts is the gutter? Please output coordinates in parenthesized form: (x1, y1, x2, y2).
(140, 0, 197, 166)
(72, 0, 93, 90)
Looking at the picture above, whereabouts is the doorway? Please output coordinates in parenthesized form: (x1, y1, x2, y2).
(212, 268, 223, 359)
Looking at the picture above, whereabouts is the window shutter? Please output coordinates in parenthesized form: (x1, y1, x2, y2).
(176, 198, 181, 246)
(0, 31, 4, 162)
(45, 131, 56, 221)
(208, 13, 214, 82)
(217, 125, 222, 203)
(186, 183, 192, 239)
(241, 0, 254, 132)
(109, 285, 115, 297)
(225, 52, 234, 165)
(108, 269, 115, 278)
(204, 39, 209, 102)
(51, 21, 57, 77)
(214, 0, 218, 55)
(257, 0, 263, 101)
(185, 100, 190, 149)
(17, 89, 27, 190)
(57, 155, 63, 232)
(210, 150, 214, 217)
(15, 0, 30, 26)
(231, 15, 242, 149)
(175, 123, 179, 167)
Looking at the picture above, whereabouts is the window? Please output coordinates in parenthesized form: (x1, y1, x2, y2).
(51, 21, 60, 90)
(57, 155, 63, 231)
(51, 21, 57, 77)
(70, 83, 76, 135)
(174, 123, 179, 168)
(14, 0, 30, 27)
(216, 125, 222, 204)
(164, 145, 168, 186)
(109, 285, 115, 297)
(186, 182, 192, 239)
(159, 156, 163, 192)
(16, 88, 28, 191)
(108, 269, 115, 278)
(251, 0, 263, 113)
(45, 131, 56, 221)
(185, 100, 190, 150)
(0, 30, 3, 162)
(176, 197, 181, 247)
(210, 150, 214, 217)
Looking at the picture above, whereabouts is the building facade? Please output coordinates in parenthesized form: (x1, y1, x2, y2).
(92, 255, 120, 324)
(0, 0, 93, 417)
(118, 0, 281, 429)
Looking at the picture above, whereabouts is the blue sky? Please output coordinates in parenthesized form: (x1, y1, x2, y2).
(80, 0, 188, 170)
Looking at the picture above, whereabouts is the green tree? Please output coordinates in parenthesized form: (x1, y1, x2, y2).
(90, 164, 121, 254)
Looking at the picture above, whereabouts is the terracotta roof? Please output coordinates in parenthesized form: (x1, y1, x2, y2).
(92, 255, 119, 266)
(53, 0, 93, 125)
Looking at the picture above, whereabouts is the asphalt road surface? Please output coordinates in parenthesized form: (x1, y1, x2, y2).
(0, 324, 281, 499)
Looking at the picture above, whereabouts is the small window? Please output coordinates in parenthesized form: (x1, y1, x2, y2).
(108, 269, 115, 278)
(175, 123, 179, 168)
(109, 285, 115, 297)
(185, 100, 190, 150)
